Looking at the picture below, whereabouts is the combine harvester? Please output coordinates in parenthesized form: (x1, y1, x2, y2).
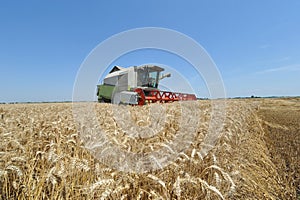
(96, 65, 197, 105)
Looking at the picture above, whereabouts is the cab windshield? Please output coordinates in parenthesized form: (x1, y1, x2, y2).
(137, 68, 159, 88)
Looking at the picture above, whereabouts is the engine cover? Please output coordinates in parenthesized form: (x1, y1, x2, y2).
(112, 91, 139, 105)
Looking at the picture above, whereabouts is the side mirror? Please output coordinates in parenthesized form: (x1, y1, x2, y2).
(159, 73, 171, 80)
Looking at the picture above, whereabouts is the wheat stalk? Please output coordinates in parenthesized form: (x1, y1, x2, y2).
(90, 178, 114, 191)
(6, 165, 23, 177)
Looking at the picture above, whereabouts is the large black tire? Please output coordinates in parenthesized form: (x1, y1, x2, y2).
(98, 97, 111, 103)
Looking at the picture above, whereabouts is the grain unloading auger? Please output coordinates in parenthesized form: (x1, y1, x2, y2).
(96, 65, 197, 105)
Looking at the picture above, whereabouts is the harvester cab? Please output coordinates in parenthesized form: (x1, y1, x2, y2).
(97, 65, 196, 105)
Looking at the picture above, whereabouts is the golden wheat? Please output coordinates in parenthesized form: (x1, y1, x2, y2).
(0, 99, 299, 199)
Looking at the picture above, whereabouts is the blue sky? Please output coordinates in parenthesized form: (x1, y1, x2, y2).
(0, 0, 299, 102)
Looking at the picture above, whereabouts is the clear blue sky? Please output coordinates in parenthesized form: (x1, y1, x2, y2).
(0, 0, 299, 102)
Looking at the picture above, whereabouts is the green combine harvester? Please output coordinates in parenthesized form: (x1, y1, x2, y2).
(96, 65, 196, 105)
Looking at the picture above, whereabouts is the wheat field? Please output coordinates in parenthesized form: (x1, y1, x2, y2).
(0, 98, 299, 199)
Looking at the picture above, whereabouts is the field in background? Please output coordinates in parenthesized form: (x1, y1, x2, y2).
(0, 98, 299, 199)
